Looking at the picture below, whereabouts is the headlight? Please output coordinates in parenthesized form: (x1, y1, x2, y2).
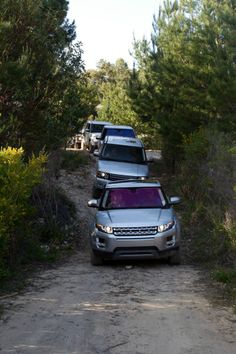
(96, 171, 110, 179)
(137, 176, 147, 180)
(96, 223, 113, 234)
(158, 221, 175, 233)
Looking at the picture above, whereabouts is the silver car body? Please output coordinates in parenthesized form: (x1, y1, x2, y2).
(97, 124, 136, 150)
(89, 181, 181, 262)
(82, 120, 112, 152)
(94, 136, 149, 193)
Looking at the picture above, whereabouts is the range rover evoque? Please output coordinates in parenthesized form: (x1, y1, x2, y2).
(88, 180, 181, 265)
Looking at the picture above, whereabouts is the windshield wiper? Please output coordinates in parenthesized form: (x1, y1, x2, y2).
(100, 157, 119, 162)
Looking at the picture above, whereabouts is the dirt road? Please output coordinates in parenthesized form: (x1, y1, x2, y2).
(0, 152, 236, 354)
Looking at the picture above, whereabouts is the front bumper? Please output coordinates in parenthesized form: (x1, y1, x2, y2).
(90, 226, 180, 260)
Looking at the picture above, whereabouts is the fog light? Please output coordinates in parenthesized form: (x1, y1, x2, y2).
(96, 237, 106, 248)
(166, 235, 175, 247)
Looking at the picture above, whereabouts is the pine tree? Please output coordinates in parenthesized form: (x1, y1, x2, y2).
(130, 0, 236, 168)
(0, 0, 84, 153)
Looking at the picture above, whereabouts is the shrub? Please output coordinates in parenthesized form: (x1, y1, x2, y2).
(31, 183, 76, 244)
(0, 147, 47, 277)
(212, 267, 236, 304)
(136, 120, 162, 150)
(174, 128, 236, 264)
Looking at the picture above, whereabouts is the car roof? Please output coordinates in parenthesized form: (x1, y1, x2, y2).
(106, 180, 161, 189)
(103, 125, 134, 130)
(104, 136, 143, 147)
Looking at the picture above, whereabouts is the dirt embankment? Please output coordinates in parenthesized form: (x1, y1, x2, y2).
(0, 151, 236, 354)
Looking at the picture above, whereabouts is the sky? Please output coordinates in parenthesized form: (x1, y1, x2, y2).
(67, 0, 164, 70)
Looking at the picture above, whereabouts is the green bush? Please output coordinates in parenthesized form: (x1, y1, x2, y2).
(32, 184, 76, 244)
(212, 267, 236, 305)
(213, 268, 236, 284)
(0, 147, 47, 278)
(173, 128, 236, 264)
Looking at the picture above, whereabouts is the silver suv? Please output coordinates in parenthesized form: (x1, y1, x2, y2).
(82, 120, 112, 152)
(97, 125, 136, 150)
(93, 136, 149, 197)
(88, 180, 181, 265)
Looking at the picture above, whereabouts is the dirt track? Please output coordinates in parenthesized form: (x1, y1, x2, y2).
(0, 152, 236, 354)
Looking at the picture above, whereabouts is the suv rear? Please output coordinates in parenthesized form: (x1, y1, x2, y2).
(82, 120, 112, 152)
(93, 136, 149, 197)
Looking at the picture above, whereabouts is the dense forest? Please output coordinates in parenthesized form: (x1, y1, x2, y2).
(0, 0, 235, 285)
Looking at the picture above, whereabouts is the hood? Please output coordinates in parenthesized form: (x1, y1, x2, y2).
(98, 160, 149, 177)
(97, 208, 173, 228)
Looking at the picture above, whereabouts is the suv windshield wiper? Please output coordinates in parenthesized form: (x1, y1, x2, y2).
(100, 157, 119, 162)
(117, 160, 146, 164)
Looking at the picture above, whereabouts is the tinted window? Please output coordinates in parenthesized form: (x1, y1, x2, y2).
(102, 187, 167, 209)
(91, 124, 105, 133)
(101, 144, 146, 164)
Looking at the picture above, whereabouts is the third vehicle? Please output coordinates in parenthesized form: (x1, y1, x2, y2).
(82, 120, 112, 152)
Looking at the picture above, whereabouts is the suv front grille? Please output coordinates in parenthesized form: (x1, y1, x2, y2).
(109, 174, 138, 181)
(113, 226, 158, 236)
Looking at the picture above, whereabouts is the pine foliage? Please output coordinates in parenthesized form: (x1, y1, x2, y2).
(0, 0, 85, 153)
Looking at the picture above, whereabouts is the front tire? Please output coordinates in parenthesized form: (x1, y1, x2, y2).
(90, 249, 103, 266)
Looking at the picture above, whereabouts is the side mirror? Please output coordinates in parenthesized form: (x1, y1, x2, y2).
(88, 199, 98, 208)
(169, 196, 181, 205)
(93, 150, 99, 157)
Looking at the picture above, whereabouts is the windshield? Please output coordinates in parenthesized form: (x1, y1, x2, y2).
(91, 124, 106, 133)
(101, 144, 146, 164)
(101, 187, 167, 209)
